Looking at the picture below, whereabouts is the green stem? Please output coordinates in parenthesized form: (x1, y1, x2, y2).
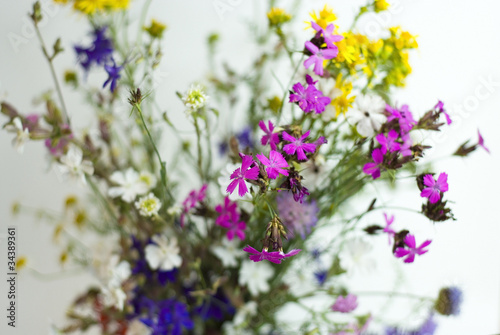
(193, 117, 205, 181)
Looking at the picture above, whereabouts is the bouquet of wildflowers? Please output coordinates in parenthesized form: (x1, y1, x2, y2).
(2, 0, 490, 334)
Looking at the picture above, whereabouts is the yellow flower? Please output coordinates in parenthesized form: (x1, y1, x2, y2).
(331, 74, 355, 117)
(267, 7, 292, 26)
(144, 19, 167, 39)
(73, 0, 107, 14)
(267, 96, 282, 114)
(374, 0, 390, 12)
(106, 0, 129, 10)
(16, 256, 27, 271)
(53, 0, 69, 4)
(306, 4, 336, 29)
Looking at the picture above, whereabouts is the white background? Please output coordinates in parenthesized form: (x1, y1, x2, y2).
(0, 0, 499, 334)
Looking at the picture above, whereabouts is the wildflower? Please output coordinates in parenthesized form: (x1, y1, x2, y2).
(399, 132, 413, 157)
(307, 4, 337, 29)
(45, 125, 73, 157)
(332, 294, 358, 313)
(478, 130, 490, 153)
(180, 184, 208, 226)
(195, 288, 235, 321)
(280, 170, 310, 203)
(143, 19, 167, 39)
(311, 22, 343, 50)
(385, 314, 437, 335)
(74, 27, 113, 71)
(215, 198, 247, 240)
(314, 269, 328, 286)
(374, 0, 390, 12)
(145, 235, 182, 271)
(57, 144, 94, 184)
(103, 58, 122, 93)
(267, 7, 291, 26)
(4, 117, 29, 153)
(73, 0, 107, 14)
(108, 168, 149, 203)
(386, 104, 417, 133)
(348, 94, 386, 137)
(259, 120, 280, 150)
(140, 299, 194, 334)
(138, 171, 157, 190)
(303, 41, 338, 76)
(101, 286, 127, 310)
(363, 148, 384, 179)
(282, 131, 316, 161)
(277, 191, 318, 239)
(182, 84, 209, 113)
(420, 173, 449, 204)
(383, 213, 396, 245)
(328, 73, 355, 118)
(236, 127, 254, 149)
(243, 245, 301, 264)
(434, 100, 452, 125)
(435, 286, 463, 316)
(376, 129, 401, 154)
(211, 239, 245, 267)
(256, 150, 289, 179)
(135, 193, 162, 217)
(394, 234, 431, 263)
(238, 260, 274, 296)
(226, 155, 260, 197)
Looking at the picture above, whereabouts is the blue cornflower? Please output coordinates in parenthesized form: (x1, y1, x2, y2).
(74, 27, 113, 71)
(141, 299, 194, 335)
(103, 58, 122, 92)
(435, 286, 463, 316)
(195, 288, 235, 321)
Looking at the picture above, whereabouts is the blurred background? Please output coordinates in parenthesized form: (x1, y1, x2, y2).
(0, 0, 499, 334)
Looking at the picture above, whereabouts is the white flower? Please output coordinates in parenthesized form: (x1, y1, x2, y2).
(233, 301, 258, 326)
(5, 117, 29, 153)
(167, 205, 182, 216)
(108, 168, 149, 203)
(145, 235, 182, 271)
(107, 257, 131, 288)
(339, 238, 376, 274)
(135, 193, 162, 217)
(57, 144, 94, 184)
(238, 260, 274, 296)
(138, 171, 157, 190)
(347, 94, 386, 137)
(282, 258, 316, 296)
(211, 239, 245, 267)
(182, 84, 209, 113)
(222, 322, 254, 335)
(101, 285, 127, 310)
(126, 319, 151, 335)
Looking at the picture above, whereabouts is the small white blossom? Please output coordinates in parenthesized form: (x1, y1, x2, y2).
(138, 171, 157, 190)
(107, 257, 131, 287)
(108, 168, 149, 203)
(135, 193, 162, 217)
(233, 301, 258, 326)
(5, 117, 29, 153)
(126, 319, 151, 335)
(182, 84, 209, 114)
(238, 260, 274, 296)
(167, 204, 182, 216)
(145, 235, 182, 271)
(348, 94, 386, 137)
(211, 239, 245, 268)
(57, 144, 94, 184)
(101, 285, 127, 310)
(339, 237, 376, 274)
(222, 322, 254, 335)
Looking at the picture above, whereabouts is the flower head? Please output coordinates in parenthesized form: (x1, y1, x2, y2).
(267, 7, 292, 26)
(332, 294, 358, 313)
(277, 191, 318, 239)
(103, 58, 122, 92)
(420, 173, 449, 204)
(4, 117, 30, 153)
(348, 94, 386, 137)
(145, 235, 182, 271)
(303, 41, 338, 76)
(215, 197, 246, 240)
(226, 155, 260, 197)
(258, 120, 280, 150)
(238, 260, 274, 296)
(282, 131, 317, 161)
(135, 193, 162, 217)
(386, 104, 417, 133)
(108, 168, 149, 203)
(435, 100, 452, 125)
(376, 129, 401, 154)
(75, 27, 113, 71)
(435, 286, 463, 316)
(143, 19, 167, 39)
(311, 22, 343, 50)
(256, 150, 289, 179)
(182, 84, 209, 113)
(478, 130, 490, 153)
(307, 4, 337, 29)
(180, 184, 208, 226)
(394, 234, 431, 263)
(363, 148, 384, 179)
(57, 144, 94, 184)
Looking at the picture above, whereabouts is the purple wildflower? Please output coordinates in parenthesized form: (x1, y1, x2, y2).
(103, 58, 122, 92)
(386, 104, 417, 133)
(399, 132, 413, 157)
(236, 127, 253, 149)
(289, 76, 331, 114)
(376, 129, 401, 154)
(259, 120, 280, 150)
(180, 184, 208, 227)
(332, 294, 358, 313)
(75, 27, 113, 72)
(435, 286, 463, 316)
(289, 82, 311, 112)
(394, 234, 432, 263)
(303, 41, 338, 76)
(383, 213, 396, 245)
(282, 131, 317, 161)
(311, 21, 344, 49)
(24, 114, 40, 131)
(226, 154, 260, 197)
(363, 148, 384, 179)
(314, 269, 328, 286)
(215, 198, 247, 240)
(277, 191, 318, 239)
(435, 100, 452, 125)
(256, 150, 289, 179)
(385, 314, 437, 335)
(140, 299, 194, 335)
(243, 245, 301, 264)
(478, 130, 490, 153)
(420, 173, 449, 204)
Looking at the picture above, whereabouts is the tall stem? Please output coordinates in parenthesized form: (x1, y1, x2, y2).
(193, 117, 205, 181)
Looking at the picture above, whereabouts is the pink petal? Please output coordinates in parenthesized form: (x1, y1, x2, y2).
(404, 234, 416, 248)
(226, 179, 239, 194)
(394, 248, 410, 258)
(244, 165, 260, 180)
(304, 41, 318, 54)
(404, 254, 415, 263)
(423, 174, 436, 188)
(256, 153, 270, 167)
(429, 191, 441, 204)
(237, 179, 248, 197)
(243, 245, 259, 254)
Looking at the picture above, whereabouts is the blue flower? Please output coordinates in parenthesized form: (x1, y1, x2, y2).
(435, 286, 463, 316)
(103, 58, 122, 92)
(314, 269, 328, 286)
(75, 27, 113, 72)
(385, 313, 437, 335)
(195, 288, 235, 321)
(236, 127, 253, 149)
(140, 299, 194, 335)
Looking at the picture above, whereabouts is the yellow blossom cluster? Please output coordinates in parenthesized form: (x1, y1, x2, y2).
(53, 0, 130, 15)
(267, 7, 292, 26)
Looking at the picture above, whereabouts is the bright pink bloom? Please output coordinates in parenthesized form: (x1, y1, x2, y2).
(478, 130, 490, 153)
(332, 294, 358, 313)
(399, 132, 413, 157)
(259, 120, 280, 150)
(303, 41, 338, 76)
(394, 234, 432, 263)
(256, 150, 289, 179)
(243, 246, 301, 264)
(435, 100, 452, 125)
(282, 131, 316, 161)
(420, 173, 449, 204)
(180, 184, 208, 226)
(383, 213, 396, 245)
(363, 148, 384, 179)
(376, 129, 401, 154)
(289, 76, 331, 114)
(311, 21, 343, 50)
(227, 155, 260, 197)
(386, 104, 416, 133)
(215, 197, 247, 240)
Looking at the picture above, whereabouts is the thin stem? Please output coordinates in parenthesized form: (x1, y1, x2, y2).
(193, 117, 205, 181)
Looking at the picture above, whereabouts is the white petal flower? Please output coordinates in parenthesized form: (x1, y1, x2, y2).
(238, 260, 274, 296)
(108, 168, 149, 203)
(5, 117, 29, 153)
(233, 301, 258, 326)
(57, 144, 94, 184)
(135, 193, 162, 217)
(138, 171, 157, 191)
(145, 235, 182, 271)
(101, 285, 127, 310)
(126, 319, 151, 335)
(222, 322, 254, 335)
(347, 94, 386, 137)
(211, 239, 245, 268)
(182, 84, 209, 114)
(339, 238, 376, 274)
(107, 257, 131, 288)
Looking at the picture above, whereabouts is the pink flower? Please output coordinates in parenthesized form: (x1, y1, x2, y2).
(399, 132, 413, 157)
(243, 245, 301, 264)
(478, 130, 490, 153)
(303, 41, 338, 76)
(435, 100, 452, 125)
(332, 294, 358, 313)
(394, 234, 431, 263)
(289, 76, 331, 114)
(180, 184, 208, 226)
(256, 150, 289, 179)
(311, 22, 343, 50)
(386, 104, 416, 133)
(227, 154, 260, 197)
(282, 131, 316, 161)
(215, 197, 247, 240)
(376, 129, 401, 154)
(383, 213, 396, 245)
(259, 120, 280, 150)
(363, 148, 384, 179)
(420, 173, 449, 204)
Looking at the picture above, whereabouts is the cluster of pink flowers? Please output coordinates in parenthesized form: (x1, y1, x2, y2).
(289, 75, 331, 114)
(180, 184, 207, 226)
(214, 197, 246, 240)
(304, 22, 343, 76)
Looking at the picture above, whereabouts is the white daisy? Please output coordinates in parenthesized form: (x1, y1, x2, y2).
(145, 235, 182, 271)
(57, 144, 94, 184)
(347, 94, 386, 137)
(211, 239, 245, 268)
(238, 260, 274, 296)
(108, 168, 149, 203)
(182, 84, 209, 114)
(5, 117, 29, 153)
(135, 193, 162, 217)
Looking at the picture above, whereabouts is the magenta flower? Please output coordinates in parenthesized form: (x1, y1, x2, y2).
(386, 104, 416, 133)
(376, 129, 401, 154)
(259, 120, 280, 150)
(24, 114, 40, 131)
(420, 173, 449, 204)
(435, 100, 452, 125)
(289, 77, 331, 114)
(227, 154, 260, 197)
(243, 246, 301, 264)
(311, 22, 344, 50)
(289, 82, 311, 112)
(303, 41, 338, 76)
(478, 130, 490, 153)
(282, 131, 317, 161)
(256, 150, 289, 179)
(215, 197, 247, 240)
(308, 86, 331, 114)
(394, 234, 432, 263)
(363, 148, 384, 179)
(383, 213, 396, 245)
(180, 184, 208, 227)
(399, 132, 413, 157)
(332, 294, 358, 313)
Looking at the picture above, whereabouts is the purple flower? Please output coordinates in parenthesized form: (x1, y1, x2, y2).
(399, 132, 413, 157)
(256, 150, 289, 179)
(282, 131, 316, 161)
(75, 27, 113, 72)
(277, 191, 318, 239)
(385, 313, 437, 335)
(236, 127, 253, 149)
(180, 184, 208, 227)
(103, 58, 122, 92)
(289, 82, 311, 112)
(394, 234, 432, 263)
(243, 245, 301, 264)
(420, 173, 449, 204)
(140, 299, 194, 335)
(311, 21, 344, 49)
(383, 213, 396, 245)
(363, 148, 384, 179)
(289, 75, 331, 114)
(332, 294, 358, 313)
(308, 86, 331, 114)
(195, 288, 235, 321)
(435, 287, 463, 316)
(435, 100, 452, 125)
(303, 41, 338, 76)
(215, 198, 247, 240)
(45, 124, 73, 157)
(259, 120, 280, 150)
(478, 130, 490, 153)
(227, 154, 260, 196)
(376, 129, 401, 154)
(386, 104, 417, 133)
(314, 269, 328, 286)
(24, 114, 40, 131)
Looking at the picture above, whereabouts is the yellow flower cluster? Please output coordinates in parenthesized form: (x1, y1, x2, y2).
(382, 26, 418, 87)
(374, 0, 390, 12)
(53, 0, 130, 15)
(307, 4, 336, 29)
(267, 7, 292, 26)
(330, 74, 355, 117)
(144, 19, 167, 39)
